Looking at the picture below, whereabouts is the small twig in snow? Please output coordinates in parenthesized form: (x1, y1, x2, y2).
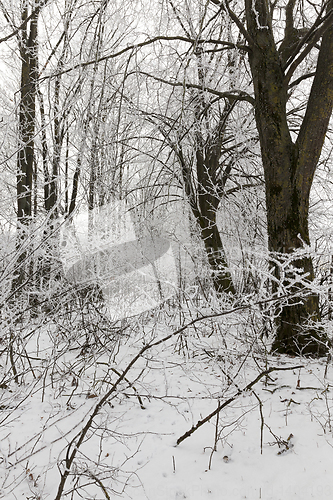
(253, 391, 264, 454)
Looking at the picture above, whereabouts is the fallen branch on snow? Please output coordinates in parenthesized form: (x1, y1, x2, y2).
(176, 364, 304, 445)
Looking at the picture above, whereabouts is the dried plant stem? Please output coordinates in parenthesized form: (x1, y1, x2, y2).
(253, 390, 264, 454)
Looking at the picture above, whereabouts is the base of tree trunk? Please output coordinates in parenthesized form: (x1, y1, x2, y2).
(271, 328, 328, 357)
(212, 271, 236, 295)
(202, 232, 236, 295)
(271, 300, 329, 357)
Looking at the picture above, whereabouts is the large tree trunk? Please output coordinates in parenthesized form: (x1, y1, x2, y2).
(177, 94, 237, 295)
(266, 171, 322, 355)
(195, 128, 236, 294)
(244, 0, 333, 355)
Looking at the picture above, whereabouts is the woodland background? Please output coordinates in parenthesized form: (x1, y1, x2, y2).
(1, 1, 333, 498)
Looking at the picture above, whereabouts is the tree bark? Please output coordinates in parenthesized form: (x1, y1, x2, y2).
(14, 2, 39, 287)
(17, 2, 38, 225)
(178, 102, 236, 295)
(198, 204, 235, 294)
(244, 0, 333, 355)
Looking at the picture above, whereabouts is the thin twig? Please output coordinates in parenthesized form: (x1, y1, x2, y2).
(208, 399, 220, 469)
(252, 391, 264, 454)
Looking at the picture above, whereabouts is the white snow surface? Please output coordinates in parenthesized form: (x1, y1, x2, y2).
(1, 307, 333, 500)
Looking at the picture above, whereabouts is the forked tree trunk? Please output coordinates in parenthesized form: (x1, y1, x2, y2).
(178, 97, 236, 295)
(180, 149, 235, 295)
(245, 0, 333, 355)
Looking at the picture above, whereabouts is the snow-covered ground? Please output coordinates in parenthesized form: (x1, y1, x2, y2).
(1, 304, 333, 500)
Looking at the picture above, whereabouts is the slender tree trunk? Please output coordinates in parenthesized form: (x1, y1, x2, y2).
(37, 89, 51, 212)
(17, 4, 38, 226)
(48, 74, 63, 219)
(15, 2, 38, 287)
(67, 156, 81, 219)
(198, 208, 235, 294)
(181, 147, 235, 295)
(176, 96, 236, 295)
(65, 127, 69, 213)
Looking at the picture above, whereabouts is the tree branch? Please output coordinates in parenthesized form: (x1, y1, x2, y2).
(284, 7, 333, 83)
(176, 364, 304, 445)
(40, 35, 248, 80)
(0, 0, 49, 45)
(210, 0, 254, 46)
(295, 3, 333, 190)
(136, 71, 255, 105)
(289, 72, 316, 89)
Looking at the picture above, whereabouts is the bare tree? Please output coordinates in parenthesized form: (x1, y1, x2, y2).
(137, 0, 333, 354)
(130, 1, 259, 294)
(235, 0, 333, 355)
